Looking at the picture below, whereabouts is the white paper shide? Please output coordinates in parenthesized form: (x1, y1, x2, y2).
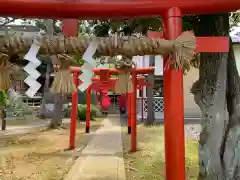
(78, 41, 98, 91)
(23, 37, 42, 98)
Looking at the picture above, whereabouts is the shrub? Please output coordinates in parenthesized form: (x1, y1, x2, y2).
(63, 104, 71, 117)
(62, 104, 100, 121)
(78, 104, 99, 121)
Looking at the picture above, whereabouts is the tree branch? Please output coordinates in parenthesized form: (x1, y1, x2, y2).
(0, 18, 17, 27)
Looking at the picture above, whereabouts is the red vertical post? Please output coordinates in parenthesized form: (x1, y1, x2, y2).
(62, 19, 78, 36)
(95, 91, 99, 107)
(131, 69, 137, 152)
(141, 87, 144, 123)
(86, 87, 91, 133)
(69, 71, 79, 149)
(63, 19, 78, 150)
(127, 92, 132, 134)
(163, 8, 186, 180)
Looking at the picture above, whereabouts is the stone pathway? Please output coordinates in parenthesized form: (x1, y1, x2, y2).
(65, 115, 126, 180)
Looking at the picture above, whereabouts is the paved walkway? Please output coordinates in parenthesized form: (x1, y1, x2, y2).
(65, 115, 126, 180)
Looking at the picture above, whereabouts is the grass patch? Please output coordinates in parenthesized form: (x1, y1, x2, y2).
(122, 124, 199, 180)
(0, 117, 104, 180)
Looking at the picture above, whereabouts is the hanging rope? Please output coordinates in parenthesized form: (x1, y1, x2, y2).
(0, 31, 196, 94)
(0, 31, 196, 69)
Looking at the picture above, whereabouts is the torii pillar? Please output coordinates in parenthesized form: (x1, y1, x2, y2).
(163, 8, 185, 179)
(62, 19, 79, 150)
(149, 10, 229, 180)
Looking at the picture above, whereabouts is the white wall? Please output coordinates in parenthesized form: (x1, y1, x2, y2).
(132, 56, 149, 69)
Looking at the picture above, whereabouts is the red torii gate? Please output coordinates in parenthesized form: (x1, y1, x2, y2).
(69, 67, 154, 150)
(3, 0, 240, 179)
(83, 76, 151, 133)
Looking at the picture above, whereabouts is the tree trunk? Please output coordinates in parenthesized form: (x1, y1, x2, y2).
(38, 62, 51, 118)
(221, 38, 240, 179)
(191, 13, 240, 179)
(39, 19, 54, 119)
(49, 93, 64, 129)
(145, 55, 155, 125)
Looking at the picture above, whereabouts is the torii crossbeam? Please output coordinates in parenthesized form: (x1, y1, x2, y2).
(0, 0, 240, 18)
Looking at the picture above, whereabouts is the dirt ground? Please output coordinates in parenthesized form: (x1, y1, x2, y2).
(0, 118, 104, 180)
(122, 124, 199, 180)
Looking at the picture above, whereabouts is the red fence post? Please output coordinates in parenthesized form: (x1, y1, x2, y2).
(86, 87, 91, 133)
(163, 8, 186, 180)
(131, 69, 137, 152)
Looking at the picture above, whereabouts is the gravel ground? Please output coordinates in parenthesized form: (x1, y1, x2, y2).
(184, 124, 201, 140)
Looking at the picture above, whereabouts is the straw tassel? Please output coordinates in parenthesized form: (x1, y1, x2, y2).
(50, 54, 76, 94)
(0, 54, 12, 91)
(114, 57, 134, 94)
(114, 72, 133, 94)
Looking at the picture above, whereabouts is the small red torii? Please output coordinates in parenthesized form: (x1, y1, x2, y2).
(70, 67, 153, 136)
(84, 76, 151, 133)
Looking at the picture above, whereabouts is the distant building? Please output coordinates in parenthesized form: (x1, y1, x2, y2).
(0, 25, 41, 94)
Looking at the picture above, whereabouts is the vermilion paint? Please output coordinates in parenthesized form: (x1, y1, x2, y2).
(0, 0, 239, 18)
(131, 69, 137, 152)
(127, 93, 132, 134)
(63, 19, 79, 150)
(163, 8, 186, 180)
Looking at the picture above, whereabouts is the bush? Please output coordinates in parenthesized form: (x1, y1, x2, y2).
(63, 104, 71, 117)
(62, 104, 100, 121)
(78, 104, 99, 121)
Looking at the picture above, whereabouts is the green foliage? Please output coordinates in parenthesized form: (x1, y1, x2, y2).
(63, 104, 100, 121)
(87, 12, 239, 37)
(78, 90, 97, 105)
(88, 17, 162, 36)
(0, 90, 7, 106)
(22, 19, 62, 35)
(72, 55, 85, 65)
(230, 11, 240, 28)
(6, 92, 32, 118)
(78, 104, 99, 121)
